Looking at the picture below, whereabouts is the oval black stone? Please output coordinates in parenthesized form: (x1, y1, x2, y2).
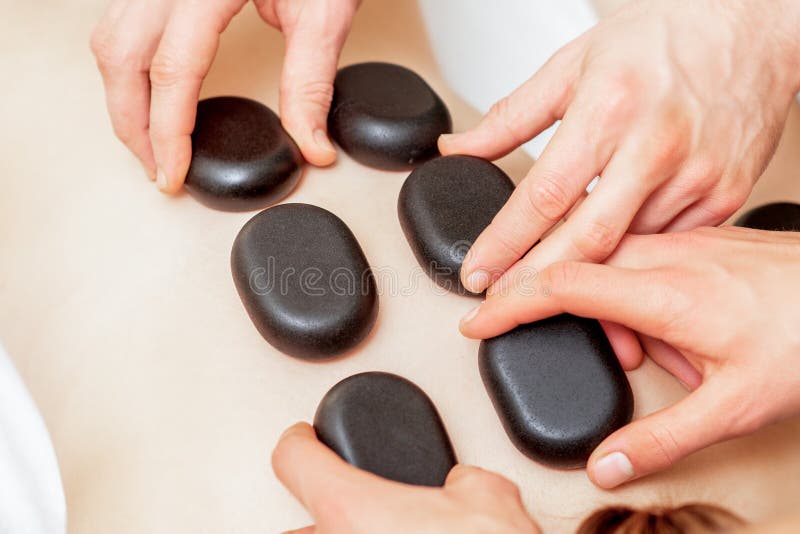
(398, 155, 515, 295)
(328, 62, 452, 171)
(733, 202, 800, 231)
(314, 372, 457, 486)
(185, 96, 303, 212)
(479, 315, 634, 469)
(231, 203, 378, 360)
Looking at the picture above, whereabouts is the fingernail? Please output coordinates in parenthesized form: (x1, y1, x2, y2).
(460, 301, 483, 326)
(464, 269, 490, 294)
(156, 168, 168, 191)
(313, 129, 336, 154)
(593, 452, 635, 489)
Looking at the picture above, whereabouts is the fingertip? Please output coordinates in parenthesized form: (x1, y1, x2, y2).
(459, 301, 484, 335)
(155, 166, 187, 194)
(600, 321, 644, 371)
(271, 422, 315, 474)
(588, 450, 635, 490)
(462, 269, 490, 295)
(303, 128, 337, 167)
(152, 136, 192, 194)
(444, 464, 488, 487)
(437, 132, 460, 155)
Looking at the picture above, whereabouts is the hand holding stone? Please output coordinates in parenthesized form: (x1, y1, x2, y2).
(461, 226, 800, 489)
(442, 0, 800, 294)
(272, 422, 541, 534)
(91, 0, 359, 192)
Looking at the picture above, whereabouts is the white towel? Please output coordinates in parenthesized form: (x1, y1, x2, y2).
(0, 345, 65, 534)
(418, 0, 599, 157)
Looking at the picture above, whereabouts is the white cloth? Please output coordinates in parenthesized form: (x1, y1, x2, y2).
(418, 0, 598, 157)
(0, 345, 65, 534)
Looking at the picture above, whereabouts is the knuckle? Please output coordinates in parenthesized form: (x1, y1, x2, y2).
(644, 421, 683, 467)
(701, 192, 746, 223)
(487, 96, 527, 144)
(90, 29, 121, 70)
(524, 173, 572, 222)
(571, 219, 623, 262)
(90, 29, 145, 73)
(542, 261, 582, 296)
(686, 155, 724, 190)
(111, 121, 135, 144)
(649, 268, 693, 335)
(486, 221, 529, 260)
(282, 80, 334, 110)
(149, 50, 192, 89)
(649, 125, 690, 171)
(593, 69, 640, 124)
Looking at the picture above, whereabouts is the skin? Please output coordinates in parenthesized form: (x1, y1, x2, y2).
(440, 0, 800, 295)
(272, 422, 541, 534)
(90, 0, 360, 192)
(86, 0, 800, 527)
(460, 226, 800, 489)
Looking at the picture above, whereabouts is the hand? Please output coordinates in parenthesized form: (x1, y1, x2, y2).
(90, 0, 359, 192)
(272, 422, 540, 534)
(460, 226, 800, 489)
(440, 0, 800, 294)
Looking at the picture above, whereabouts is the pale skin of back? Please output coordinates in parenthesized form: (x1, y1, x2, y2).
(2, 0, 800, 532)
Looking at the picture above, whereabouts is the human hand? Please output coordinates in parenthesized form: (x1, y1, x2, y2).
(460, 226, 800, 489)
(272, 422, 540, 534)
(90, 0, 359, 192)
(440, 0, 800, 294)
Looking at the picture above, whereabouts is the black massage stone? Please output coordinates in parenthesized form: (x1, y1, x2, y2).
(479, 315, 634, 469)
(314, 372, 457, 486)
(328, 62, 452, 170)
(185, 96, 303, 212)
(231, 203, 378, 360)
(733, 202, 800, 231)
(398, 155, 515, 295)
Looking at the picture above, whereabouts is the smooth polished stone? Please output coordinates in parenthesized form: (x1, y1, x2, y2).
(398, 155, 515, 295)
(314, 372, 457, 486)
(733, 202, 800, 232)
(479, 314, 634, 469)
(231, 203, 378, 360)
(185, 96, 303, 212)
(328, 62, 452, 171)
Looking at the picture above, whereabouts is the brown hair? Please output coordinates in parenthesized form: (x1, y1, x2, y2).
(577, 503, 746, 534)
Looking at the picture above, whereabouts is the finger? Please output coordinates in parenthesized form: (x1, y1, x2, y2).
(663, 191, 745, 232)
(438, 38, 584, 160)
(522, 121, 686, 270)
(283, 527, 315, 534)
(278, 0, 357, 166)
(601, 321, 643, 371)
(91, 1, 172, 178)
(638, 334, 702, 390)
(603, 232, 692, 270)
(96, 0, 129, 28)
(628, 158, 719, 234)
(460, 261, 678, 340)
(588, 381, 739, 488)
(148, 0, 245, 193)
(271, 422, 380, 520)
(445, 465, 524, 507)
(460, 111, 615, 294)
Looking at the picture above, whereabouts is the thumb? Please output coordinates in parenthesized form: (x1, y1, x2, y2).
(587, 381, 745, 489)
(278, 0, 357, 166)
